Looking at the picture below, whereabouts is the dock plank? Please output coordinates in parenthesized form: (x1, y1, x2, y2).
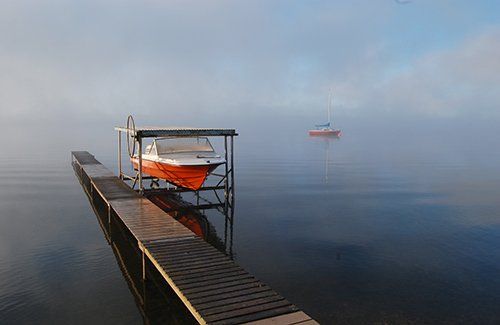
(71, 151, 100, 165)
(243, 311, 315, 325)
(202, 295, 286, 317)
(189, 286, 274, 306)
(197, 291, 280, 311)
(210, 306, 302, 325)
(203, 301, 297, 323)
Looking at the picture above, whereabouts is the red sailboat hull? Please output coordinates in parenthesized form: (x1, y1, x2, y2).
(131, 157, 220, 190)
(308, 129, 342, 136)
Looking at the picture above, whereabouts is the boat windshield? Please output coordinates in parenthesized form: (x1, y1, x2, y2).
(154, 137, 215, 155)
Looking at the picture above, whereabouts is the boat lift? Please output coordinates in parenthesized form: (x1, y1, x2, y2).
(114, 116, 237, 221)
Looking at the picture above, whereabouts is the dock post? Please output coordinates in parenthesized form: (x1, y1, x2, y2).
(140, 244, 147, 281)
(224, 136, 229, 204)
(230, 135, 235, 203)
(138, 136, 143, 193)
(118, 130, 122, 179)
(229, 136, 235, 251)
(107, 203, 112, 242)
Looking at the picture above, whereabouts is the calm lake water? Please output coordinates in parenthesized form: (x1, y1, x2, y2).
(1, 120, 500, 324)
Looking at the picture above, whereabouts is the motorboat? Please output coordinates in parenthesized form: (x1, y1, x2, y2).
(131, 137, 225, 190)
(309, 89, 342, 137)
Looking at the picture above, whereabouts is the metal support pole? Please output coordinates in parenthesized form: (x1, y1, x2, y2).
(107, 203, 111, 225)
(224, 136, 229, 202)
(138, 136, 143, 192)
(118, 130, 122, 179)
(107, 203, 112, 243)
(142, 248, 146, 281)
(142, 277, 147, 310)
(229, 136, 235, 255)
(229, 203, 234, 257)
(224, 213, 228, 254)
(230, 135, 235, 202)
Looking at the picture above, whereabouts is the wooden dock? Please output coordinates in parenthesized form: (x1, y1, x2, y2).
(72, 151, 318, 325)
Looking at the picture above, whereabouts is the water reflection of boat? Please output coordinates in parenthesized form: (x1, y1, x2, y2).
(131, 137, 225, 190)
(309, 135, 337, 184)
(146, 193, 229, 253)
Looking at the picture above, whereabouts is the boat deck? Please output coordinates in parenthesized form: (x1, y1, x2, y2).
(72, 151, 318, 325)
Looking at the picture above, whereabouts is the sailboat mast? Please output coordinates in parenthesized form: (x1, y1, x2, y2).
(327, 90, 332, 125)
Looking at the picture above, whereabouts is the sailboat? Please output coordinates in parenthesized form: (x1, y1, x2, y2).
(309, 90, 342, 136)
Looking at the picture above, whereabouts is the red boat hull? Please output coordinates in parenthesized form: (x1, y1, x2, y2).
(308, 129, 342, 136)
(131, 157, 220, 190)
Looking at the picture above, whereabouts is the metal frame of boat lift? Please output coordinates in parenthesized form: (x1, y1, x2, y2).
(114, 118, 238, 218)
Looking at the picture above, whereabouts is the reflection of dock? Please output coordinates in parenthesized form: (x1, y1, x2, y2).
(86, 186, 197, 324)
(72, 151, 317, 324)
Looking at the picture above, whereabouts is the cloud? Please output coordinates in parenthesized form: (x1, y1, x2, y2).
(339, 27, 500, 117)
(0, 1, 390, 123)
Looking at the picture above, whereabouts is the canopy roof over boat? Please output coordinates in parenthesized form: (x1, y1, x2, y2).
(114, 126, 238, 138)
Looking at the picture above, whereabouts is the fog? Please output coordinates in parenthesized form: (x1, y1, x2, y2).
(1, 0, 499, 154)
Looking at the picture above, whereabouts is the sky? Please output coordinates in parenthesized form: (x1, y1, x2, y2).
(0, 0, 499, 132)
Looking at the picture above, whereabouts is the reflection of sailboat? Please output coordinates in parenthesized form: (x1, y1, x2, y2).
(309, 90, 342, 136)
(325, 138, 330, 183)
(309, 136, 336, 184)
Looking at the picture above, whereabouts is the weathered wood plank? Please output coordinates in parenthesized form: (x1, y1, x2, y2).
(189, 286, 273, 306)
(242, 311, 312, 325)
(81, 165, 115, 178)
(168, 263, 244, 278)
(295, 320, 320, 325)
(157, 255, 231, 269)
(197, 291, 279, 311)
(149, 242, 214, 254)
(204, 301, 296, 323)
(147, 238, 210, 250)
(175, 270, 248, 287)
(209, 306, 301, 325)
(171, 266, 245, 283)
(178, 274, 255, 291)
(184, 282, 268, 300)
(154, 251, 224, 263)
(150, 246, 219, 258)
(71, 151, 100, 165)
(163, 260, 235, 273)
(202, 295, 286, 317)
(182, 277, 259, 295)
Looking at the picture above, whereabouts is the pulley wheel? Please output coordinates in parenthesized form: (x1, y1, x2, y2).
(126, 115, 137, 158)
